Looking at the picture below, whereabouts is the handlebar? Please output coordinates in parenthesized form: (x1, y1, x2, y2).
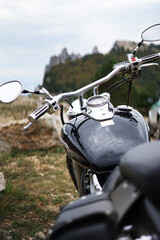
(25, 51, 160, 129)
(56, 64, 127, 100)
(56, 52, 160, 101)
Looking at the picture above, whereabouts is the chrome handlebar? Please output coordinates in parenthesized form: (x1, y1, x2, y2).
(24, 52, 160, 130)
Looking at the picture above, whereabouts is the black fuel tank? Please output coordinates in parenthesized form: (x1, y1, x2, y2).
(61, 108, 149, 174)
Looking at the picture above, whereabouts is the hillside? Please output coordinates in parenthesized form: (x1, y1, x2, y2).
(43, 52, 107, 93)
(43, 42, 160, 114)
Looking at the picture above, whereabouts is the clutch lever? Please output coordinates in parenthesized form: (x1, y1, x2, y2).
(24, 122, 34, 130)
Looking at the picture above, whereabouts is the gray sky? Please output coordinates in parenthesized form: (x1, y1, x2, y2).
(0, 0, 160, 89)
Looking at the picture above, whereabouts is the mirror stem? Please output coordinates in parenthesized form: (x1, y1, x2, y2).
(132, 40, 143, 56)
(22, 89, 44, 95)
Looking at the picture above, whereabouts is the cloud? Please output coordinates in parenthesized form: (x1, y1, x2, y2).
(0, 0, 160, 88)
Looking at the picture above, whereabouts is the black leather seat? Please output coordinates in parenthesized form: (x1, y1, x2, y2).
(120, 141, 160, 207)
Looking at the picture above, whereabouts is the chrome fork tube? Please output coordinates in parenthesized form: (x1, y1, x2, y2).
(90, 174, 102, 193)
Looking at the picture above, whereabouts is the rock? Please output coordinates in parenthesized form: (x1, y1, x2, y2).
(70, 53, 81, 61)
(112, 40, 150, 52)
(0, 114, 62, 152)
(59, 48, 69, 64)
(44, 47, 81, 73)
(92, 46, 99, 54)
(113, 40, 137, 51)
(0, 172, 5, 191)
(50, 55, 60, 66)
(35, 231, 46, 239)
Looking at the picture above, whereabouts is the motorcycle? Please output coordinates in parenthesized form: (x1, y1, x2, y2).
(1, 24, 160, 197)
(47, 140, 160, 240)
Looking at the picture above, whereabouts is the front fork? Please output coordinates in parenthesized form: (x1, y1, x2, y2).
(72, 162, 102, 195)
(81, 169, 102, 195)
(90, 173, 102, 193)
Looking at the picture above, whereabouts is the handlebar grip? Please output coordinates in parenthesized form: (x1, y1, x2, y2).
(28, 103, 50, 122)
(141, 53, 160, 64)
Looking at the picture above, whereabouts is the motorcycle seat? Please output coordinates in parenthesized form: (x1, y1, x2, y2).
(49, 191, 116, 240)
(120, 141, 160, 207)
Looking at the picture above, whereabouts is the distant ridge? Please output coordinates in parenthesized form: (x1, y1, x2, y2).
(45, 48, 81, 73)
(44, 46, 99, 73)
(43, 41, 160, 114)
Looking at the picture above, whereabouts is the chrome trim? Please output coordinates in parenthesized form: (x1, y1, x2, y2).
(87, 95, 107, 108)
(90, 173, 102, 193)
(85, 100, 114, 121)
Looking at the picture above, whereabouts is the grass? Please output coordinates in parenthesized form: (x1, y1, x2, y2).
(0, 95, 39, 124)
(0, 147, 78, 239)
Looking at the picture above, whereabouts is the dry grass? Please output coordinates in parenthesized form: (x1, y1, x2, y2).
(0, 95, 153, 239)
(0, 148, 78, 239)
(0, 95, 78, 239)
(0, 95, 40, 124)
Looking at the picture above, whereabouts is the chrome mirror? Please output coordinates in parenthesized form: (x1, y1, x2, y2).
(141, 23, 160, 42)
(0, 81, 23, 103)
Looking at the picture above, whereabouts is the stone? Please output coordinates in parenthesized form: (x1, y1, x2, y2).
(59, 48, 69, 64)
(113, 40, 137, 51)
(44, 47, 81, 73)
(70, 53, 81, 61)
(0, 172, 5, 191)
(92, 46, 99, 53)
(35, 231, 46, 239)
(0, 114, 62, 152)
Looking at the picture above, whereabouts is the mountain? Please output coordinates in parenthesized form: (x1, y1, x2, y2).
(45, 48, 81, 74)
(44, 46, 100, 74)
(42, 41, 160, 114)
(112, 40, 152, 52)
(113, 40, 137, 51)
(43, 45, 105, 93)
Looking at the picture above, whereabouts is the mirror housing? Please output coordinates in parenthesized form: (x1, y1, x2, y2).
(141, 23, 160, 42)
(0, 81, 23, 103)
(132, 23, 160, 56)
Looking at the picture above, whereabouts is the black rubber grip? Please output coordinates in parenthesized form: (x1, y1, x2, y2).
(141, 53, 160, 64)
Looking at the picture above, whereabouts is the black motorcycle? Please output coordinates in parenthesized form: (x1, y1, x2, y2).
(1, 24, 160, 197)
(48, 140, 160, 240)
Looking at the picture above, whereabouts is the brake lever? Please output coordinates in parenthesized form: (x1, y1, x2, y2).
(140, 63, 158, 68)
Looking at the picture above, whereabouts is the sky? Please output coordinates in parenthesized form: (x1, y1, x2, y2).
(0, 0, 160, 90)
